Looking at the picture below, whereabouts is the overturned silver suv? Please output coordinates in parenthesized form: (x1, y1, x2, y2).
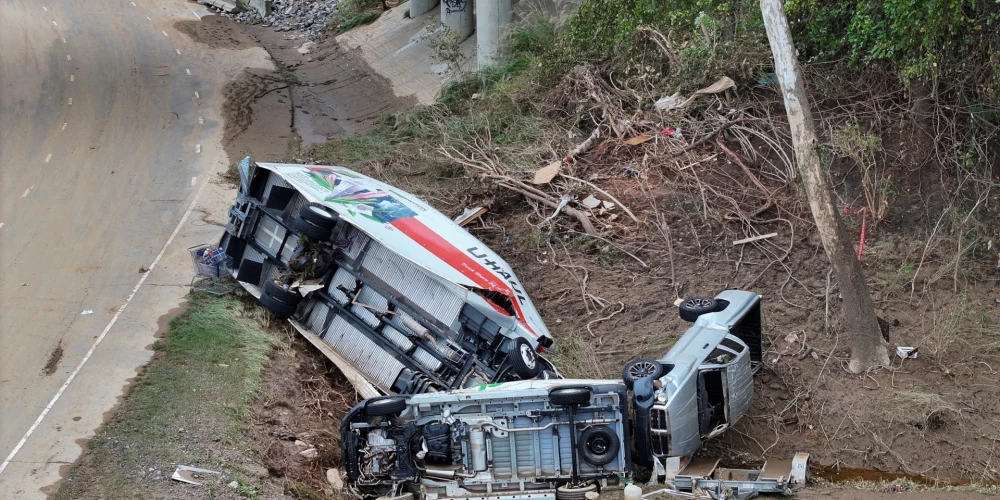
(219, 159, 556, 395)
(341, 379, 631, 500)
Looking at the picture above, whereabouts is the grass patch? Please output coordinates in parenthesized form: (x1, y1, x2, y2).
(329, 0, 384, 35)
(54, 293, 275, 499)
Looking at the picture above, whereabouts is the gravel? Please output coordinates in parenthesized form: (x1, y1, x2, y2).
(221, 0, 342, 40)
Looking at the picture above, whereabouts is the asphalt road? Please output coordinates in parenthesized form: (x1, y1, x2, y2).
(0, 0, 270, 496)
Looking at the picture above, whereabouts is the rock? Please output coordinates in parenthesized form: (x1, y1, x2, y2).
(228, 480, 239, 489)
(294, 440, 309, 447)
(585, 492, 600, 500)
(299, 448, 319, 459)
(768, 383, 782, 390)
(326, 468, 344, 490)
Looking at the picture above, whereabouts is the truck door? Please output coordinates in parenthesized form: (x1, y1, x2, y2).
(721, 336, 753, 424)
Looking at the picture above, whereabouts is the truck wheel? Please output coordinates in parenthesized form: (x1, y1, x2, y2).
(679, 296, 718, 322)
(579, 425, 620, 465)
(622, 359, 665, 390)
(260, 291, 297, 318)
(364, 397, 407, 417)
(549, 386, 592, 407)
(555, 483, 597, 500)
(264, 280, 302, 306)
(289, 216, 333, 241)
(509, 338, 540, 379)
(632, 405, 653, 468)
(299, 204, 338, 230)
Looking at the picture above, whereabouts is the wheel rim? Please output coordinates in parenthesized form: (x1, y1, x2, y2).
(685, 297, 714, 310)
(308, 205, 333, 219)
(589, 436, 609, 454)
(519, 344, 537, 370)
(628, 361, 658, 379)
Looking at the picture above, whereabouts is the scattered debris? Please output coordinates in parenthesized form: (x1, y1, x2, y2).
(581, 195, 602, 209)
(80, 310, 94, 315)
(532, 161, 561, 184)
(454, 206, 488, 227)
(732, 232, 778, 245)
(227, 480, 239, 489)
(654, 76, 736, 111)
(327, 468, 344, 490)
(896, 346, 919, 359)
(224, 0, 342, 40)
(298, 447, 319, 459)
(171, 465, 220, 485)
(624, 133, 654, 145)
(138, 265, 149, 273)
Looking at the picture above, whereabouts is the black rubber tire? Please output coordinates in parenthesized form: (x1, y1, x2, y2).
(555, 483, 598, 500)
(264, 280, 302, 306)
(549, 386, 592, 407)
(578, 425, 620, 466)
(622, 358, 665, 390)
(289, 216, 333, 241)
(632, 405, 653, 468)
(679, 296, 718, 322)
(299, 204, 338, 230)
(509, 338, 541, 379)
(260, 291, 297, 317)
(364, 397, 407, 417)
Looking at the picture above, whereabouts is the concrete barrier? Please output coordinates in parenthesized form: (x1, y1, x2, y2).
(409, 0, 439, 17)
(441, 0, 474, 40)
(247, 0, 269, 17)
(477, 0, 512, 69)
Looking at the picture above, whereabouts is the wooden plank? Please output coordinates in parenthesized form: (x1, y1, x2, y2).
(288, 319, 381, 399)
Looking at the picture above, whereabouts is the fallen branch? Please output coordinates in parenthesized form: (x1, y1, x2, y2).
(499, 182, 599, 235)
(733, 232, 778, 245)
(586, 301, 626, 337)
(561, 174, 641, 224)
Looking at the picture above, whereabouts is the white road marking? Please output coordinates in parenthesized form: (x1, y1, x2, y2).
(175, 48, 181, 55)
(185, 68, 191, 76)
(44, 154, 52, 163)
(145, 15, 151, 20)
(191, 176, 197, 186)
(66, 54, 71, 60)
(198, 116, 204, 124)
(61, 123, 67, 131)
(195, 144, 201, 153)
(0, 161, 212, 477)
(68, 98, 72, 105)
(70, 74, 74, 82)
(131, 1, 136, 5)
(161, 30, 168, 37)
(22, 186, 33, 198)
(192, 9, 201, 19)
(52, 20, 57, 26)
(193, 91, 200, 99)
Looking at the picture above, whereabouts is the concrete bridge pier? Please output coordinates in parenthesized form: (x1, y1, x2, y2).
(476, 0, 513, 69)
(409, 0, 440, 17)
(441, 0, 475, 40)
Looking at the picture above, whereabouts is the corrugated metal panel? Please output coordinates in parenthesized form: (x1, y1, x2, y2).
(283, 192, 309, 221)
(328, 268, 356, 304)
(412, 347, 443, 372)
(323, 315, 404, 389)
(261, 262, 281, 289)
(243, 244, 265, 263)
(263, 173, 291, 201)
(381, 325, 414, 352)
(351, 286, 389, 328)
(306, 302, 330, 334)
(361, 243, 464, 326)
(331, 224, 369, 262)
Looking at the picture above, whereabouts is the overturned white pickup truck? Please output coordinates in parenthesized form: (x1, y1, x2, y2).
(220, 159, 556, 395)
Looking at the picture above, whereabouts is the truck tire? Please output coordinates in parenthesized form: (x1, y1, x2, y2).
(264, 280, 302, 306)
(289, 216, 333, 241)
(679, 296, 718, 322)
(632, 405, 653, 468)
(622, 358, 665, 390)
(509, 338, 541, 379)
(555, 483, 597, 500)
(260, 291, 297, 318)
(578, 425, 620, 466)
(549, 386, 592, 407)
(365, 397, 407, 417)
(300, 204, 338, 230)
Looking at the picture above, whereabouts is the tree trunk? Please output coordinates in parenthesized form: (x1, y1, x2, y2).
(759, 0, 890, 373)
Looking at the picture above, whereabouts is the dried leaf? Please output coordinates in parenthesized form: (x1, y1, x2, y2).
(533, 161, 561, 184)
(624, 134, 654, 145)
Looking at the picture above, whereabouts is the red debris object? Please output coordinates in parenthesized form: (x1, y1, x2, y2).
(843, 206, 868, 261)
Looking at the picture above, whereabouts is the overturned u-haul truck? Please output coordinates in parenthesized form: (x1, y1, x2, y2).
(219, 159, 557, 395)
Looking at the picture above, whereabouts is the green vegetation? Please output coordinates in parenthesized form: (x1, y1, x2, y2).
(54, 293, 275, 499)
(329, 0, 384, 35)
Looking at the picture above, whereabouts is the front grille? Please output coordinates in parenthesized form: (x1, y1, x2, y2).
(650, 405, 670, 456)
